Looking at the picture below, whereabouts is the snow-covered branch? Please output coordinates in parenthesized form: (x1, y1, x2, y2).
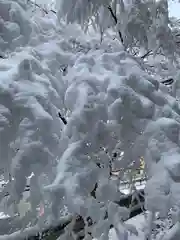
(1, 1, 180, 240)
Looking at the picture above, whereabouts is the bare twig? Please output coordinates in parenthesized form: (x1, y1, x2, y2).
(161, 78, 174, 85)
(58, 112, 67, 125)
(27, 0, 57, 15)
(140, 50, 153, 59)
(107, 5, 124, 44)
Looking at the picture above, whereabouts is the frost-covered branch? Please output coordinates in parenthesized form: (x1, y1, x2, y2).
(0, 215, 72, 240)
(1, 1, 180, 240)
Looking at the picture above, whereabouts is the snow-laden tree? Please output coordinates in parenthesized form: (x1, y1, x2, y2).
(57, 0, 177, 56)
(1, 0, 180, 240)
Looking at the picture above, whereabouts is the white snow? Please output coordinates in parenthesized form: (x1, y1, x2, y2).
(0, 1, 180, 240)
(92, 214, 146, 240)
(120, 183, 145, 195)
(110, 213, 146, 240)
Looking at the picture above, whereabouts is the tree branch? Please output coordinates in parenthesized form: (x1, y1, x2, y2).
(140, 50, 153, 59)
(107, 6, 124, 44)
(27, 0, 57, 15)
(161, 78, 174, 85)
(58, 112, 67, 125)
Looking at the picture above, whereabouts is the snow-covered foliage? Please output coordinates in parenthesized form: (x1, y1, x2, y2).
(1, 0, 180, 240)
(57, 0, 177, 56)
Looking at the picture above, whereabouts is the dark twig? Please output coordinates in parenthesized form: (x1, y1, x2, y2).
(107, 6, 124, 44)
(161, 78, 174, 85)
(140, 50, 153, 59)
(58, 112, 67, 125)
(27, 0, 57, 15)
